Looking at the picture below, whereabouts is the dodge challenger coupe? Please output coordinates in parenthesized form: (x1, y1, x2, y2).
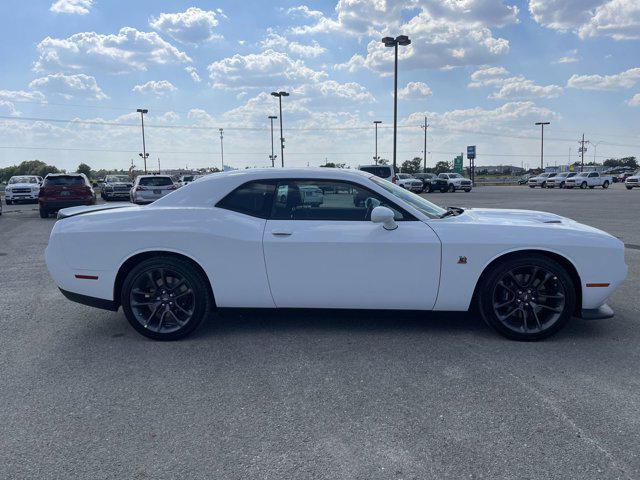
(45, 168, 627, 341)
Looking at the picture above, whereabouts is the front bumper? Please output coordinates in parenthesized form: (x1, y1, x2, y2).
(579, 303, 614, 320)
(6, 192, 39, 201)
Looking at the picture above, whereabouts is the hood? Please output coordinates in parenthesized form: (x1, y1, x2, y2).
(462, 208, 565, 224)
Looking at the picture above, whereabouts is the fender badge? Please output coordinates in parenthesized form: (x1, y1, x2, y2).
(457, 256, 468, 264)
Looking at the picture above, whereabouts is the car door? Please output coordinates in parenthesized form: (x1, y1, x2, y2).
(262, 179, 441, 310)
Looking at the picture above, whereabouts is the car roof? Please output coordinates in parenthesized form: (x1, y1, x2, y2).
(136, 174, 172, 179)
(46, 173, 84, 177)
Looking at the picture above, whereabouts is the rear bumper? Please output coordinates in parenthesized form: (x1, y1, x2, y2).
(40, 199, 95, 210)
(59, 288, 119, 311)
(579, 303, 614, 320)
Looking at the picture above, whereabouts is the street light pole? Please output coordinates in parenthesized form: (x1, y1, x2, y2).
(373, 120, 382, 164)
(535, 121, 550, 170)
(271, 91, 289, 167)
(268, 115, 278, 167)
(219, 128, 224, 171)
(382, 35, 411, 173)
(136, 108, 148, 173)
(422, 116, 429, 172)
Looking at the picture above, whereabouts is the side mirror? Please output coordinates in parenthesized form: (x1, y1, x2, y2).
(371, 206, 397, 231)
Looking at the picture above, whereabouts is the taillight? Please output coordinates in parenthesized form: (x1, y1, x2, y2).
(135, 186, 146, 191)
(392, 175, 398, 184)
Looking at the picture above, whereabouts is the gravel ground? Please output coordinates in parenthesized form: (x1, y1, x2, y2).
(0, 184, 638, 479)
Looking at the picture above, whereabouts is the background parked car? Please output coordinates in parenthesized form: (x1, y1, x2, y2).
(358, 165, 397, 183)
(412, 172, 438, 192)
(517, 174, 531, 185)
(101, 174, 133, 201)
(546, 172, 577, 189)
(624, 172, 640, 189)
(38, 173, 95, 218)
(396, 173, 423, 192)
(178, 175, 195, 187)
(565, 171, 612, 189)
(437, 173, 472, 192)
(130, 175, 177, 204)
(528, 172, 556, 188)
(618, 172, 634, 183)
(4, 175, 41, 204)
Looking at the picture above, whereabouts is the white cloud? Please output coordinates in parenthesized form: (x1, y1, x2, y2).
(292, 80, 375, 102)
(0, 90, 46, 103)
(50, 0, 93, 15)
(627, 93, 640, 106)
(260, 30, 326, 58)
(207, 49, 327, 89)
(132, 80, 177, 96)
(469, 66, 562, 99)
(287, 5, 325, 19)
(185, 66, 201, 82)
(156, 111, 180, 123)
(187, 108, 215, 125)
(398, 82, 432, 99)
(0, 100, 21, 117)
(332, 2, 513, 73)
(34, 27, 192, 73)
(149, 7, 223, 45)
(29, 73, 107, 100)
(529, 0, 640, 40)
(567, 67, 640, 90)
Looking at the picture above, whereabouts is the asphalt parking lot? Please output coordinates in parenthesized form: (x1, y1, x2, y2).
(1, 184, 639, 479)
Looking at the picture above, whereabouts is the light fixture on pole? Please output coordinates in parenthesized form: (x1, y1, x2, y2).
(270, 91, 289, 167)
(136, 108, 148, 173)
(534, 121, 550, 170)
(268, 115, 278, 167)
(373, 120, 382, 164)
(219, 128, 224, 172)
(381, 35, 411, 173)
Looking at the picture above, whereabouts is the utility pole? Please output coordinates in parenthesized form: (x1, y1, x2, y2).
(219, 128, 224, 172)
(268, 115, 277, 167)
(136, 108, 148, 173)
(157, 157, 160, 174)
(373, 120, 382, 164)
(421, 116, 429, 172)
(578, 134, 589, 172)
(534, 121, 550, 170)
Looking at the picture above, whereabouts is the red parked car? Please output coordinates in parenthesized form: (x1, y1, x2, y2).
(38, 173, 96, 218)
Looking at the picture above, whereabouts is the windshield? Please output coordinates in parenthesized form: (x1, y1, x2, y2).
(397, 174, 411, 179)
(182, 176, 194, 182)
(139, 176, 173, 186)
(369, 176, 446, 218)
(105, 175, 130, 183)
(359, 166, 392, 178)
(9, 176, 38, 184)
(449, 173, 462, 178)
(45, 175, 84, 186)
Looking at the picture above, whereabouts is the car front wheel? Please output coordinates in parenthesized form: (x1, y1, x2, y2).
(580, 182, 587, 189)
(477, 254, 575, 341)
(121, 256, 213, 340)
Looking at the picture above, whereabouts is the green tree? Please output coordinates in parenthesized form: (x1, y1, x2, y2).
(400, 157, 422, 173)
(603, 157, 638, 169)
(77, 163, 92, 178)
(320, 162, 347, 168)
(434, 160, 452, 174)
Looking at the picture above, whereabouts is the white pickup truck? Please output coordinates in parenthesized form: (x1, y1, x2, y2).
(564, 171, 612, 189)
(625, 172, 640, 189)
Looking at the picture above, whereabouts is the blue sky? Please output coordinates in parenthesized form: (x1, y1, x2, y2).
(0, 0, 639, 171)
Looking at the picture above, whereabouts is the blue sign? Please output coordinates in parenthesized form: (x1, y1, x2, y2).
(467, 145, 476, 159)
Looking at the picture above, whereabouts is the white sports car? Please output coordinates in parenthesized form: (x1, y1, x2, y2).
(45, 168, 627, 341)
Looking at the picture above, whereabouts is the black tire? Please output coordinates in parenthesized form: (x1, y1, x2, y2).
(541, 181, 546, 188)
(120, 256, 213, 340)
(426, 184, 432, 193)
(529, 185, 535, 188)
(560, 182, 565, 189)
(448, 184, 455, 193)
(39, 207, 49, 218)
(627, 186, 633, 190)
(464, 188, 471, 192)
(477, 254, 576, 341)
(5, 199, 12, 205)
(580, 182, 587, 189)
(602, 181, 609, 189)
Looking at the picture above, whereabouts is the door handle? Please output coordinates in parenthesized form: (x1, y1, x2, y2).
(272, 231, 292, 237)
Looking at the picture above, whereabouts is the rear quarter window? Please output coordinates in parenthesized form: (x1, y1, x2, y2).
(216, 181, 275, 218)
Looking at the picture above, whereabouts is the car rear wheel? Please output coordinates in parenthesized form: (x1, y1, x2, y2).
(464, 188, 471, 192)
(39, 207, 48, 218)
(5, 199, 12, 205)
(448, 184, 455, 192)
(529, 185, 535, 188)
(580, 182, 587, 189)
(602, 181, 609, 189)
(627, 186, 633, 190)
(477, 254, 575, 341)
(121, 256, 213, 340)
(541, 182, 547, 188)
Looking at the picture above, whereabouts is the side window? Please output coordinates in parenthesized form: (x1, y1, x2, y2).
(271, 180, 407, 221)
(216, 181, 275, 218)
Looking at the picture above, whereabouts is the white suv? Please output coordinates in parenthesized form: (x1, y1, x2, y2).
(130, 175, 177, 204)
(625, 172, 640, 190)
(4, 175, 42, 204)
(358, 165, 397, 184)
